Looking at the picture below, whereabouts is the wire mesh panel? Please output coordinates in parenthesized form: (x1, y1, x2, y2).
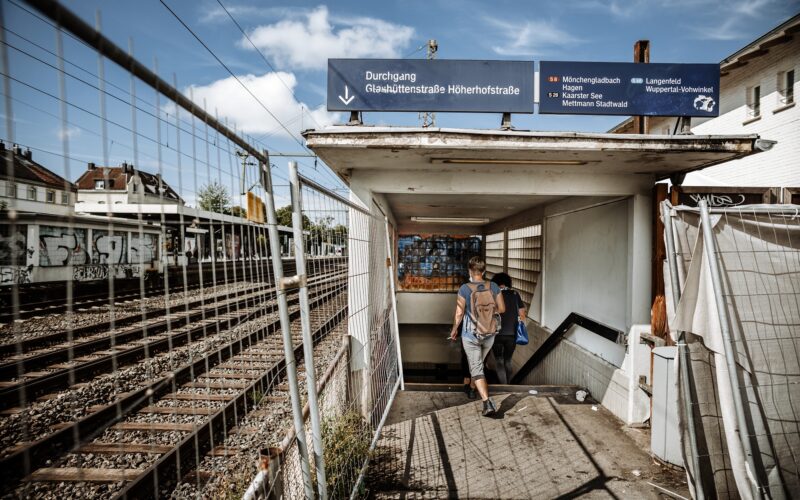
(0, 2, 353, 498)
(247, 174, 400, 499)
(506, 224, 542, 306)
(665, 202, 800, 498)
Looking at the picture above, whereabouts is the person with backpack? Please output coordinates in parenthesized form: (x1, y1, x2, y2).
(449, 256, 505, 416)
(490, 272, 528, 384)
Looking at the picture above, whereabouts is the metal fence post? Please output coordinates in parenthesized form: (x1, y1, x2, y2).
(289, 161, 328, 499)
(698, 200, 763, 500)
(661, 201, 705, 500)
(384, 217, 404, 390)
(262, 154, 315, 499)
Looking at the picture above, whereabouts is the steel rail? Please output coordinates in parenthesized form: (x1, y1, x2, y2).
(0, 282, 345, 495)
(0, 273, 345, 410)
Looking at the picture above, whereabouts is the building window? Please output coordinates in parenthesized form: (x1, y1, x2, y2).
(61, 192, 69, 204)
(27, 186, 36, 200)
(779, 69, 795, 105)
(5, 182, 16, 198)
(46, 190, 55, 203)
(746, 85, 761, 118)
(94, 179, 105, 190)
(131, 182, 138, 193)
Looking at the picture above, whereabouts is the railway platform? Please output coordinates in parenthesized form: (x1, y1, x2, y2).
(365, 385, 689, 499)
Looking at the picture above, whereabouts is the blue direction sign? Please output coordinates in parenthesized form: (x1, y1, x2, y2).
(539, 61, 720, 117)
(327, 59, 534, 113)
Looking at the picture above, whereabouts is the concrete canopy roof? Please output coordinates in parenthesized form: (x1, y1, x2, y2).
(303, 126, 762, 182)
(304, 126, 764, 233)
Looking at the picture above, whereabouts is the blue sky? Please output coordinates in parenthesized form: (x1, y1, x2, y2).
(3, 0, 798, 205)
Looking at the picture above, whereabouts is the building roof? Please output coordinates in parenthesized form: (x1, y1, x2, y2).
(75, 164, 183, 203)
(609, 14, 800, 134)
(720, 13, 799, 76)
(0, 144, 76, 191)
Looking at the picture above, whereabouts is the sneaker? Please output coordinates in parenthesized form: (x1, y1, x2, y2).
(482, 398, 497, 417)
(464, 384, 477, 400)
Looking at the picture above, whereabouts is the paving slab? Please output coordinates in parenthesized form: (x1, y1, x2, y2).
(365, 387, 689, 499)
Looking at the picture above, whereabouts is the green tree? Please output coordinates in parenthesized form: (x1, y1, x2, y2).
(229, 205, 247, 218)
(198, 181, 231, 214)
(276, 205, 311, 229)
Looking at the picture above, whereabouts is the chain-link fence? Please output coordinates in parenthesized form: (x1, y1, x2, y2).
(0, 1, 355, 498)
(663, 200, 800, 499)
(243, 167, 401, 499)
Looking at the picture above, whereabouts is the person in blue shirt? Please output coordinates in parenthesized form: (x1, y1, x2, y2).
(449, 256, 505, 416)
(490, 272, 528, 384)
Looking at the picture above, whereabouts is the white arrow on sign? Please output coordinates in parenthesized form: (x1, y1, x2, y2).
(338, 85, 355, 105)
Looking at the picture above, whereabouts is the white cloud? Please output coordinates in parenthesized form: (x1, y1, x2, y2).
(487, 17, 581, 56)
(184, 71, 340, 137)
(199, 4, 295, 24)
(56, 126, 81, 140)
(691, 0, 781, 40)
(240, 6, 414, 70)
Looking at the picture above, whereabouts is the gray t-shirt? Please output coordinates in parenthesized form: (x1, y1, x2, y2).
(458, 280, 501, 340)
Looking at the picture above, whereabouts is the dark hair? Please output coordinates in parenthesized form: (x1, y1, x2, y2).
(491, 272, 512, 288)
(468, 256, 486, 274)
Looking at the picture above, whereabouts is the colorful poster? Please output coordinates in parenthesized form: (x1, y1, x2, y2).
(397, 234, 481, 292)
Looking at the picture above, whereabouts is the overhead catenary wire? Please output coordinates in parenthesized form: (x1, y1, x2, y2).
(214, 0, 323, 131)
(157, 0, 313, 155)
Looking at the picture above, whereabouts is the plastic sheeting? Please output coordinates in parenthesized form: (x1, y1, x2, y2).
(668, 204, 800, 499)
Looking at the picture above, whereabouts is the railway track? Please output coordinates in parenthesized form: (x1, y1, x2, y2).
(0, 258, 298, 324)
(0, 271, 346, 411)
(0, 275, 347, 498)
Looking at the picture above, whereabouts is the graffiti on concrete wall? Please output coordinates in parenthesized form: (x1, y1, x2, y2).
(92, 230, 127, 264)
(73, 264, 140, 281)
(39, 226, 89, 267)
(0, 265, 33, 285)
(130, 233, 158, 263)
(397, 234, 482, 292)
(0, 225, 28, 266)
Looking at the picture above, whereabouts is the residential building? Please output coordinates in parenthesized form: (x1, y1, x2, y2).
(611, 14, 799, 189)
(0, 142, 76, 216)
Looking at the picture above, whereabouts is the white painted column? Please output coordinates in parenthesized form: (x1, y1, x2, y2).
(626, 192, 653, 330)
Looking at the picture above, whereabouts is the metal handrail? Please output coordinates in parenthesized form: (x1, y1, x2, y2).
(510, 313, 623, 385)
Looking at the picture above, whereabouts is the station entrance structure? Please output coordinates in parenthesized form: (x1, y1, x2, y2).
(303, 126, 773, 496)
(304, 127, 761, 400)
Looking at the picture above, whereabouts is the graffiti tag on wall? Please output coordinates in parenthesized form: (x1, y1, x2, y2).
(73, 264, 140, 281)
(92, 230, 127, 264)
(397, 234, 482, 292)
(39, 226, 89, 267)
(0, 225, 27, 266)
(0, 265, 33, 285)
(130, 233, 158, 263)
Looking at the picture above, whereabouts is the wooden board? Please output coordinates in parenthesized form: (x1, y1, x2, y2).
(138, 405, 217, 415)
(204, 371, 263, 380)
(111, 422, 196, 432)
(27, 467, 141, 482)
(164, 393, 234, 402)
(78, 443, 172, 454)
(182, 380, 249, 389)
